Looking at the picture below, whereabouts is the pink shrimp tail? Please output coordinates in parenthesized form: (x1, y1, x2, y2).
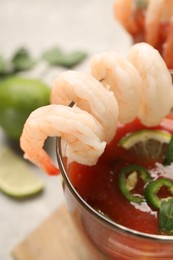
(23, 148, 60, 176)
(33, 151, 60, 176)
(44, 165, 60, 176)
(40, 158, 60, 176)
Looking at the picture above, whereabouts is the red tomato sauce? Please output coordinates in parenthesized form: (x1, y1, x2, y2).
(68, 116, 173, 235)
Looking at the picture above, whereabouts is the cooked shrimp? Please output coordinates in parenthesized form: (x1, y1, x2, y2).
(90, 51, 142, 124)
(114, 0, 173, 69)
(51, 71, 118, 143)
(145, 0, 173, 47)
(135, 0, 173, 68)
(162, 18, 173, 69)
(114, 0, 138, 35)
(20, 105, 106, 175)
(127, 43, 173, 126)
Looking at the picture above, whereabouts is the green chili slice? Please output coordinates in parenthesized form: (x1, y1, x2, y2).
(118, 164, 151, 204)
(164, 135, 173, 165)
(144, 178, 173, 209)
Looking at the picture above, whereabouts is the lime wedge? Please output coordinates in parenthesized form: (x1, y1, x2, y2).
(0, 146, 44, 198)
(119, 130, 171, 159)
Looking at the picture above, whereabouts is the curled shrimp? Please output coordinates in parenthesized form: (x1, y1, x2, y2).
(20, 105, 106, 175)
(114, 0, 173, 69)
(162, 18, 173, 69)
(51, 71, 118, 143)
(141, 0, 173, 69)
(90, 51, 142, 124)
(128, 43, 173, 126)
(114, 0, 138, 35)
(145, 0, 165, 47)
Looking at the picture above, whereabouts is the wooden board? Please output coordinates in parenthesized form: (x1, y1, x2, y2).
(12, 205, 105, 260)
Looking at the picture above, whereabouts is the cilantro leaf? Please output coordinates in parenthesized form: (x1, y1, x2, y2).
(43, 47, 87, 68)
(159, 198, 173, 235)
(11, 48, 36, 72)
(58, 51, 87, 68)
(42, 47, 63, 65)
(0, 56, 12, 77)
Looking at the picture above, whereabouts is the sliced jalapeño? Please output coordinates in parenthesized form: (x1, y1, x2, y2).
(144, 178, 173, 209)
(118, 164, 151, 204)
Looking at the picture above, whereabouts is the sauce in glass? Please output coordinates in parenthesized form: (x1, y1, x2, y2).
(68, 116, 173, 235)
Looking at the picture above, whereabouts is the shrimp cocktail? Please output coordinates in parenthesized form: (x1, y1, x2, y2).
(114, 0, 173, 69)
(20, 43, 173, 259)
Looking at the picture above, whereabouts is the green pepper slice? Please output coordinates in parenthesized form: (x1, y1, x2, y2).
(144, 178, 173, 209)
(118, 164, 151, 204)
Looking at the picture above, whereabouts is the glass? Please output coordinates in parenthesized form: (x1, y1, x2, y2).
(56, 137, 173, 260)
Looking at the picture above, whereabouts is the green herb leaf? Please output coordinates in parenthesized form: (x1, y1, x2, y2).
(135, 0, 148, 9)
(0, 56, 8, 74)
(42, 47, 63, 65)
(11, 48, 36, 72)
(57, 51, 87, 68)
(159, 198, 173, 235)
(0, 56, 12, 77)
(43, 47, 87, 68)
(164, 135, 173, 165)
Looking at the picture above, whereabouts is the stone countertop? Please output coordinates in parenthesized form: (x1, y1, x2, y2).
(0, 1, 131, 259)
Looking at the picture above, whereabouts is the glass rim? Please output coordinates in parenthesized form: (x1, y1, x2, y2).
(56, 137, 173, 243)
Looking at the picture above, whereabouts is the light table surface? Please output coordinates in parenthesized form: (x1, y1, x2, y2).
(0, 1, 131, 259)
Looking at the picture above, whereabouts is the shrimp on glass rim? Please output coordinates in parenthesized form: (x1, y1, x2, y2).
(20, 105, 106, 175)
(128, 42, 173, 126)
(145, 0, 173, 47)
(20, 42, 173, 176)
(51, 71, 118, 143)
(113, 0, 138, 35)
(114, 0, 173, 69)
(90, 51, 142, 124)
(162, 18, 173, 69)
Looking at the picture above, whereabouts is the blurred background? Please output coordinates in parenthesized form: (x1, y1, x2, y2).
(0, 0, 131, 259)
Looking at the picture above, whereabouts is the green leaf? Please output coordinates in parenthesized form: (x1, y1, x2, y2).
(0, 56, 12, 77)
(61, 51, 87, 68)
(159, 198, 173, 235)
(11, 48, 36, 72)
(42, 47, 63, 65)
(43, 47, 87, 68)
(0, 56, 8, 74)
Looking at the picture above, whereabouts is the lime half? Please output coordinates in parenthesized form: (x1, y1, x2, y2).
(0, 146, 44, 198)
(0, 76, 50, 141)
(119, 130, 171, 159)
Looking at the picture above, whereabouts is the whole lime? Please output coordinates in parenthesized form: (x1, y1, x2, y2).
(0, 76, 50, 141)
